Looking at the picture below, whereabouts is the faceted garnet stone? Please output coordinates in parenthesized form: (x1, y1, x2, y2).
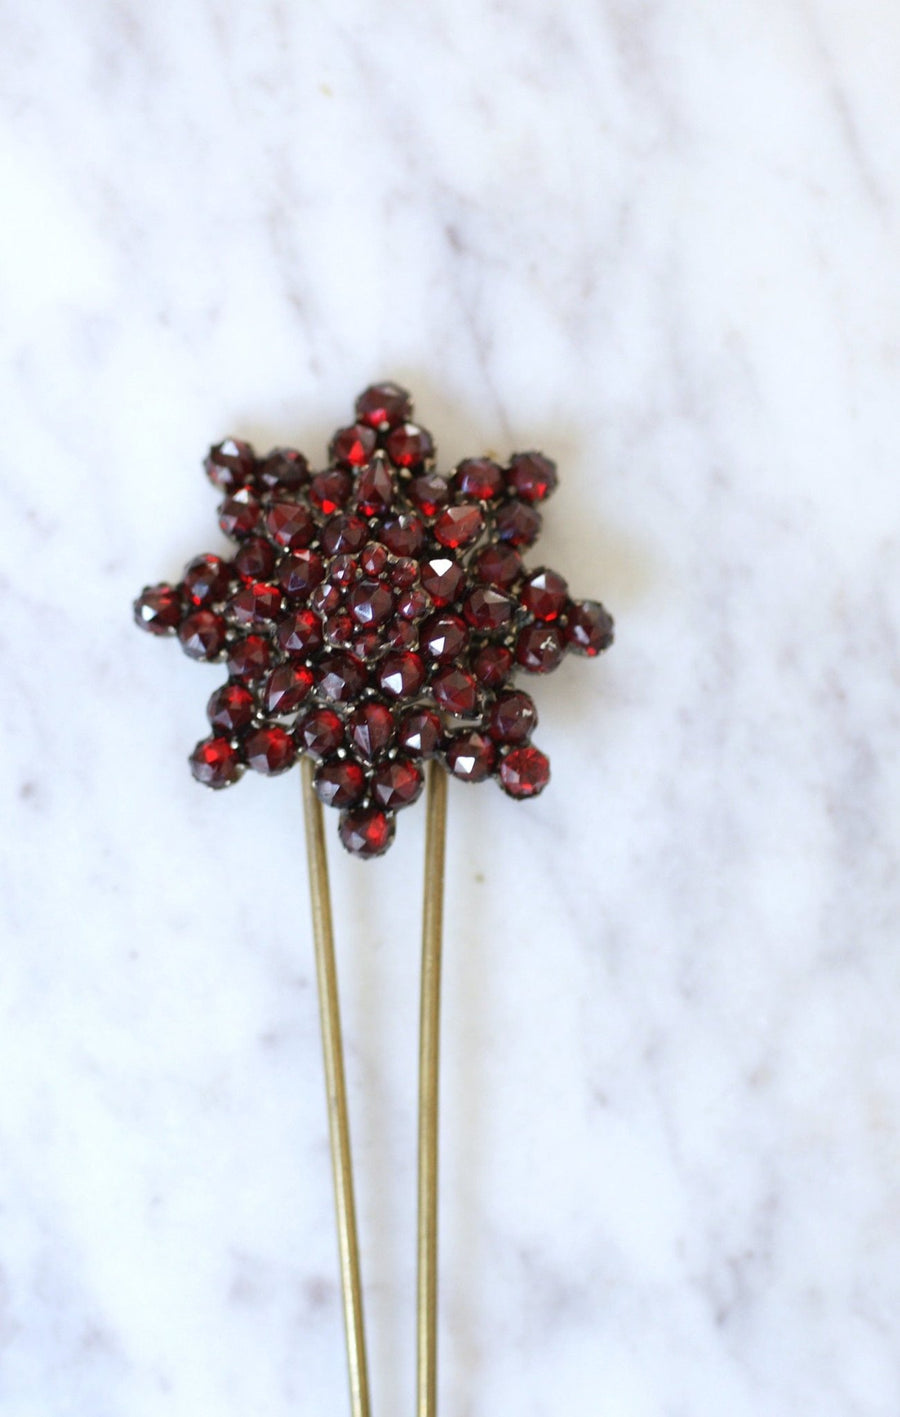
(134, 381, 613, 855)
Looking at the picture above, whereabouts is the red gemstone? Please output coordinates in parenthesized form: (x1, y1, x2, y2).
(227, 634, 272, 680)
(190, 736, 242, 788)
(355, 382, 412, 431)
(321, 515, 368, 556)
(371, 757, 423, 810)
(330, 423, 377, 469)
(178, 610, 227, 660)
(397, 587, 431, 621)
(207, 682, 255, 734)
(348, 579, 394, 628)
(499, 744, 550, 797)
(378, 651, 425, 698)
(325, 612, 355, 647)
(453, 457, 504, 501)
(506, 452, 558, 502)
(380, 514, 424, 557)
(259, 447, 309, 491)
(432, 665, 478, 716)
(434, 503, 484, 550)
(463, 587, 513, 633)
(385, 423, 434, 469)
(339, 805, 396, 858)
(445, 731, 495, 782)
(347, 702, 395, 761)
(315, 758, 367, 808)
(311, 582, 342, 617)
(421, 612, 467, 661)
(277, 549, 325, 599)
(384, 619, 418, 651)
(496, 499, 541, 547)
(318, 652, 368, 703)
(565, 600, 614, 656)
(182, 554, 230, 606)
(360, 543, 389, 577)
(356, 627, 389, 658)
(390, 557, 420, 589)
(228, 582, 282, 626)
(276, 609, 323, 657)
(265, 663, 314, 715)
(134, 583, 182, 634)
(420, 557, 464, 607)
(472, 544, 523, 589)
(472, 644, 513, 688)
(205, 438, 255, 493)
(245, 725, 296, 775)
(328, 554, 358, 589)
(516, 622, 564, 673)
(488, 690, 538, 743)
(219, 489, 261, 539)
(521, 568, 568, 621)
(356, 461, 395, 516)
(297, 707, 344, 757)
(310, 469, 352, 514)
(408, 473, 451, 517)
(397, 707, 443, 758)
(234, 537, 277, 583)
(265, 501, 315, 551)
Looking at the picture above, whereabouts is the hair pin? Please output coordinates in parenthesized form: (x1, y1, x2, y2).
(134, 382, 613, 1415)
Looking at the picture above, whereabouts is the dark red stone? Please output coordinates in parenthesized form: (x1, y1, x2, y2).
(384, 620, 418, 652)
(297, 707, 344, 758)
(259, 447, 309, 492)
(397, 707, 443, 758)
(245, 725, 296, 775)
(432, 665, 478, 716)
(347, 702, 395, 761)
(499, 744, 550, 797)
(339, 805, 395, 858)
(190, 736, 243, 788)
(356, 627, 390, 658)
(277, 549, 325, 599)
(315, 758, 367, 808)
(310, 582, 342, 617)
(488, 690, 538, 744)
(390, 557, 420, 589)
(371, 757, 423, 810)
(227, 634, 271, 680)
(420, 557, 464, 606)
(205, 438, 255, 493)
(356, 461, 395, 516)
(265, 663, 314, 716)
(134, 584, 182, 634)
(360, 542, 389, 577)
(207, 682, 255, 734)
(564, 600, 614, 656)
(328, 554, 358, 589)
(506, 452, 558, 502)
(453, 457, 504, 501)
(325, 612, 355, 647)
(276, 609, 323, 657)
(234, 537, 277, 583)
(219, 489, 261, 539)
(182, 554, 230, 606)
(321, 515, 368, 556)
(445, 731, 495, 782)
(310, 468, 352, 515)
(178, 610, 227, 660)
(496, 499, 542, 548)
(408, 473, 451, 517)
(318, 652, 368, 703)
(421, 612, 467, 661)
(463, 587, 513, 633)
(516, 622, 565, 673)
(397, 587, 431, 621)
(355, 382, 412, 431)
(379, 651, 425, 698)
(227, 582, 282, 626)
(385, 423, 434, 470)
(380, 514, 424, 557)
(348, 579, 394, 628)
(330, 423, 377, 469)
(521, 568, 568, 621)
(472, 644, 513, 688)
(265, 501, 315, 551)
(434, 504, 484, 550)
(472, 544, 523, 589)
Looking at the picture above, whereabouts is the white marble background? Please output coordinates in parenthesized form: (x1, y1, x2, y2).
(2, 1, 899, 1413)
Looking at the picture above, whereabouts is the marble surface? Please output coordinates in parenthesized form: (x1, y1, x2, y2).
(2, 1, 900, 1413)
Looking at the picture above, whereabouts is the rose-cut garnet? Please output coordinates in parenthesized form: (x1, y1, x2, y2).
(371, 757, 423, 810)
(408, 473, 451, 517)
(499, 744, 550, 797)
(205, 438, 255, 493)
(264, 664, 314, 716)
(348, 580, 394, 629)
(182, 554, 230, 606)
(564, 600, 614, 656)
(471, 644, 513, 688)
(391, 558, 421, 590)
(495, 499, 541, 548)
(472, 545, 523, 589)
(245, 725, 296, 775)
(317, 652, 368, 703)
(360, 543, 389, 577)
(397, 587, 431, 622)
(347, 702, 395, 761)
(277, 549, 325, 598)
(314, 758, 366, 808)
(311, 583, 342, 617)
(356, 461, 395, 516)
(488, 690, 538, 744)
(276, 609, 323, 657)
(321, 515, 368, 557)
(516, 623, 565, 673)
(297, 707, 345, 758)
(227, 634, 271, 680)
(339, 805, 396, 858)
(432, 665, 478, 717)
(329, 555, 358, 589)
(380, 514, 425, 558)
(259, 447, 309, 492)
(228, 582, 282, 626)
(235, 537, 277, 583)
(385, 422, 434, 470)
(420, 612, 467, 661)
(384, 620, 418, 652)
(434, 504, 484, 550)
(218, 488, 260, 539)
(310, 469, 352, 514)
(521, 569, 568, 621)
(330, 423, 377, 469)
(445, 731, 495, 782)
(379, 652, 426, 699)
(265, 501, 314, 551)
(420, 557, 464, 606)
(207, 682, 255, 735)
(355, 382, 412, 431)
(134, 584, 182, 634)
(463, 587, 513, 633)
(190, 736, 243, 788)
(506, 452, 558, 502)
(398, 707, 444, 758)
(178, 611, 227, 660)
(454, 457, 504, 502)
(324, 612, 355, 647)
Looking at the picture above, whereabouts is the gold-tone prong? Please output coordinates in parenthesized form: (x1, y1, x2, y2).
(417, 761, 448, 1417)
(301, 758, 371, 1417)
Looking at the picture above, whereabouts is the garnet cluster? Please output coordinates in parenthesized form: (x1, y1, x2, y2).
(134, 383, 613, 857)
